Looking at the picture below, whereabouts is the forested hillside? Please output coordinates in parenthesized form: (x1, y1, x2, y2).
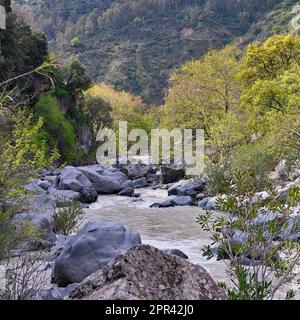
(13, 0, 296, 104)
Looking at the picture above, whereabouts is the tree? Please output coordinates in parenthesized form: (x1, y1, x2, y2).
(66, 60, 92, 95)
(82, 92, 113, 148)
(160, 45, 240, 133)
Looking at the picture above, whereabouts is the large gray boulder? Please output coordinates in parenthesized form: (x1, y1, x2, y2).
(69, 245, 227, 300)
(52, 220, 141, 286)
(78, 165, 130, 194)
(55, 166, 97, 204)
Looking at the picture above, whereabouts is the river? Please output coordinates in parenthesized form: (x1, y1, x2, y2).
(85, 187, 300, 299)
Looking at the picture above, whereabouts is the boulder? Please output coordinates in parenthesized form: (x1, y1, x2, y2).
(52, 220, 141, 286)
(126, 164, 150, 180)
(150, 199, 175, 208)
(48, 189, 80, 203)
(133, 177, 148, 188)
(78, 165, 129, 194)
(205, 196, 221, 210)
(55, 166, 97, 204)
(173, 196, 193, 206)
(24, 195, 56, 215)
(177, 179, 206, 197)
(161, 166, 185, 184)
(13, 212, 56, 250)
(69, 245, 227, 300)
(24, 181, 47, 196)
(118, 181, 135, 197)
(276, 159, 300, 181)
(198, 198, 210, 209)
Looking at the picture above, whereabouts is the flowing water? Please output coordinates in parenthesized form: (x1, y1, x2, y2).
(85, 187, 228, 284)
(85, 187, 300, 299)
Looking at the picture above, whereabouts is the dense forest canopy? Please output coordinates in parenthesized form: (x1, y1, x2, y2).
(12, 0, 296, 105)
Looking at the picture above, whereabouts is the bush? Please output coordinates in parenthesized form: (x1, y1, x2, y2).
(54, 200, 84, 236)
(198, 187, 300, 300)
(34, 93, 76, 162)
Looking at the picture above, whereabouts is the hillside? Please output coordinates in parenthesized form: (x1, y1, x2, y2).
(13, 0, 298, 104)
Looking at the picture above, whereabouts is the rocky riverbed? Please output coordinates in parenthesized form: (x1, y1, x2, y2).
(2, 162, 300, 300)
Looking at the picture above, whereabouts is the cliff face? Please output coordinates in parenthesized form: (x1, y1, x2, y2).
(12, 0, 297, 104)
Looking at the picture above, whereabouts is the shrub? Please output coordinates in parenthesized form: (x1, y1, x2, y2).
(34, 93, 76, 162)
(198, 187, 300, 300)
(54, 200, 84, 236)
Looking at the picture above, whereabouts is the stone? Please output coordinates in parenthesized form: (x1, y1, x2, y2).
(52, 220, 141, 286)
(69, 245, 227, 300)
(198, 198, 209, 209)
(133, 177, 148, 188)
(126, 164, 150, 180)
(165, 249, 189, 259)
(78, 165, 129, 194)
(55, 166, 97, 204)
(167, 180, 189, 196)
(173, 196, 193, 206)
(48, 189, 80, 203)
(150, 199, 175, 208)
(161, 166, 185, 184)
(177, 179, 206, 197)
(205, 196, 222, 210)
(24, 180, 47, 195)
(118, 186, 134, 197)
(13, 212, 56, 250)
(38, 284, 78, 300)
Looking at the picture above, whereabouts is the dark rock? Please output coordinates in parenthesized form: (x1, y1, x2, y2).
(161, 166, 185, 184)
(126, 164, 150, 180)
(52, 220, 141, 286)
(133, 177, 148, 188)
(198, 198, 209, 209)
(24, 181, 47, 196)
(118, 183, 135, 197)
(167, 180, 188, 196)
(78, 165, 129, 194)
(150, 203, 161, 208)
(173, 196, 193, 206)
(177, 179, 206, 197)
(55, 166, 97, 204)
(48, 189, 80, 203)
(69, 245, 227, 300)
(165, 249, 189, 259)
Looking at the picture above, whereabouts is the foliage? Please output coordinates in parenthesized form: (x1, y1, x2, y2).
(87, 83, 148, 131)
(34, 92, 76, 162)
(161, 45, 240, 132)
(13, 0, 288, 104)
(198, 187, 300, 300)
(82, 92, 112, 146)
(54, 200, 84, 236)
